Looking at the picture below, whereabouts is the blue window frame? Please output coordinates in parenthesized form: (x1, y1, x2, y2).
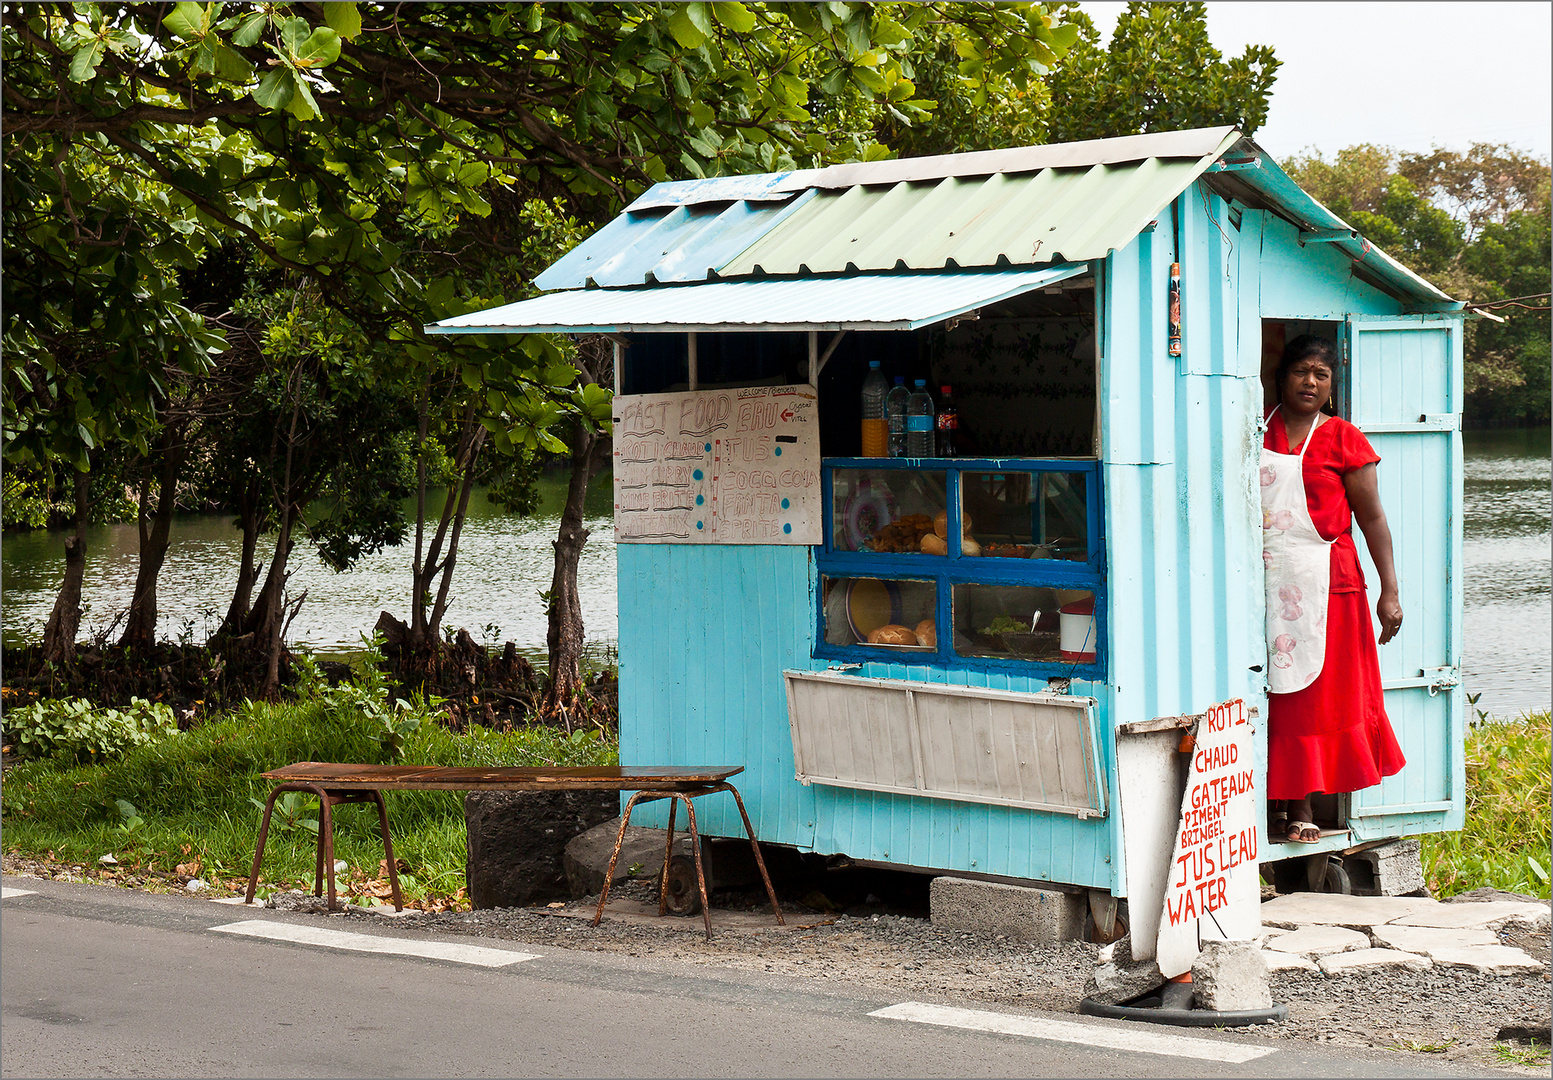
(816, 457, 1106, 678)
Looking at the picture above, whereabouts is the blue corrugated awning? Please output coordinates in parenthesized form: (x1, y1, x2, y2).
(426, 265, 1089, 335)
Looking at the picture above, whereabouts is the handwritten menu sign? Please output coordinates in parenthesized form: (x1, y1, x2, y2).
(1155, 697, 1261, 978)
(612, 384, 821, 545)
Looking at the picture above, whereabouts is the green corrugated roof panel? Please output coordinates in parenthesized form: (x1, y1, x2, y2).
(721, 145, 1232, 277)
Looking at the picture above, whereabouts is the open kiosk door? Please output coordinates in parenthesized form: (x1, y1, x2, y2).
(1343, 315, 1466, 838)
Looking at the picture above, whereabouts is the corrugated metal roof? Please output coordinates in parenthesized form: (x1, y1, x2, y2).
(624, 171, 822, 212)
(722, 155, 1217, 276)
(534, 191, 816, 291)
(430, 265, 1086, 334)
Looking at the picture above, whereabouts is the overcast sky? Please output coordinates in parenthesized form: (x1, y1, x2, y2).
(1078, 1, 1553, 163)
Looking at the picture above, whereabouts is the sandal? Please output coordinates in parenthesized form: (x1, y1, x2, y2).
(1285, 820, 1321, 844)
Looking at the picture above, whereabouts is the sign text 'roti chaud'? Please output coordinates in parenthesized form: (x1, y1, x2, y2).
(612, 385, 820, 545)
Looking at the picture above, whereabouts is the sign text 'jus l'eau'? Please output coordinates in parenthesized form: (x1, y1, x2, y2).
(1156, 697, 1261, 979)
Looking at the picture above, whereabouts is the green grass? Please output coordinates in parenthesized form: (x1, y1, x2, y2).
(1, 698, 616, 907)
(1422, 710, 1551, 900)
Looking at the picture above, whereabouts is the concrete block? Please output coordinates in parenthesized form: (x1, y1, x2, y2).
(1259, 949, 1319, 973)
(930, 877, 1087, 945)
(1083, 934, 1166, 1005)
(1428, 945, 1544, 975)
(1370, 924, 1498, 953)
(1261, 924, 1370, 959)
(562, 817, 695, 900)
(1259, 892, 1436, 929)
(1192, 941, 1272, 1011)
(1391, 900, 1550, 932)
(1318, 948, 1432, 975)
(1342, 838, 1425, 896)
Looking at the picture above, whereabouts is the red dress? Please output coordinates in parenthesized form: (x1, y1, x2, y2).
(1264, 411, 1406, 800)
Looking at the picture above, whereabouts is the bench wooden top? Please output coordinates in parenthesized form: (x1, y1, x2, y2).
(260, 762, 744, 792)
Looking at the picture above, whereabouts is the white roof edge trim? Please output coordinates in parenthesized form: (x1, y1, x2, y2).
(424, 265, 1089, 336)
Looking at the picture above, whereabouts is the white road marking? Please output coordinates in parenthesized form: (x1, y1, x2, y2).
(869, 1002, 1275, 1064)
(210, 920, 537, 968)
(1, 887, 37, 899)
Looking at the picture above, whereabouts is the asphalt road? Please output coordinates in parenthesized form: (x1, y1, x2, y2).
(0, 876, 1525, 1079)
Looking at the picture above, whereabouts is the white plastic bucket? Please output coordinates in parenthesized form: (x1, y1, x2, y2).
(1059, 597, 1096, 662)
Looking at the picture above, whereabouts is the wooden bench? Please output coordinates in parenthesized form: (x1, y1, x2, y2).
(244, 763, 784, 938)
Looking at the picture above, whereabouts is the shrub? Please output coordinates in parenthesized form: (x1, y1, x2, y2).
(2, 697, 178, 764)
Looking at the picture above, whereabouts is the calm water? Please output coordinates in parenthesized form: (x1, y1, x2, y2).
(3, 432, 1549, 714)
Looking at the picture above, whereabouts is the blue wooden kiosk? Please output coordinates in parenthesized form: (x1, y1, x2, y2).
(430, 127, 1466, 916)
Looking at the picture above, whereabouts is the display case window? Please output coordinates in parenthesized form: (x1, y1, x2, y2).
(815, 458, 1105, 677)
(821, 575, 937, 648)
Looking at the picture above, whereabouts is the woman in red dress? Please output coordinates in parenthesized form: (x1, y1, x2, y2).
(1263, 335, 1406, 844)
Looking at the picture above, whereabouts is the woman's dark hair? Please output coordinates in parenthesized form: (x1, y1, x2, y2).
(1276, 334, 1338, 387)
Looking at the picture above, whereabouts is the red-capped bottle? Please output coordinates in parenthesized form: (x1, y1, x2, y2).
(935, 385, 957, 457)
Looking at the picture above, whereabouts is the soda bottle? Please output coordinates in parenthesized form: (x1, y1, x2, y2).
(860, 360, 889, 457)
(936, 384, 958, 457)
(906, 379, 936, 457)
(886, 376, 909, 457)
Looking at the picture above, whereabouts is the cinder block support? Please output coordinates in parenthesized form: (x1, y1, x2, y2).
(929, 876, 1088, 944)
(1342, 838, 1426, 896)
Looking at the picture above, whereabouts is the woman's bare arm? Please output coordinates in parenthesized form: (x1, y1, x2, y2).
(1344, 462, 1403, 644)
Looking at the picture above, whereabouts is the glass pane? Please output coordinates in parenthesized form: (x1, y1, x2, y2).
(831, 468, 948, 554)
(953, 584, 1096, 662)
(822, 575, 938, 649)
(959, 471, 1089, 561)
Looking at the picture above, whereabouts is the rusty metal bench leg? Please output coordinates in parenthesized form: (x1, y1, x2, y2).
(368, 789, 404, 912)
(725, 783, 785, 925)
(593, 790, 653, 927)
(245, 783, 291, 904)
(657, 795, 680, 917)
(317, 786, 339, 909)
(675, 793, 714, 940)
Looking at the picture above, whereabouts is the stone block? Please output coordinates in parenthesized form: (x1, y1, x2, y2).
(1192, 941, 1272, 1011)
(929, 876, 1086, 945)
(1083, 934, 1166, 1005)
(1318, 948, 1431, 975)
(1429, 945, 1544, 975)
(1391, 900, 1550, 932)
(464, 789, 619, 909)
(1259, 949, 1319, 973)
(1259, 892, 1436, 929)
(563, 817, 695, 900)
(1342, 838, 1426, 896)
(1261, 924, 1370, 959)
(1369, 924, 1497, 953)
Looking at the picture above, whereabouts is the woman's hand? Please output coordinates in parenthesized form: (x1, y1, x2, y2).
(1345, 463, 1403, 645)
(1376, 589, 1403, 645)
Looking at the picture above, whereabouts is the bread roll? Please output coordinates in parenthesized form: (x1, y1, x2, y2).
(915, 619, 936, 648)
(920, 533, 949, 555)
(867, 624, 918, 646)
(933, 509, 972, 539)
(961, 537, 982, 557)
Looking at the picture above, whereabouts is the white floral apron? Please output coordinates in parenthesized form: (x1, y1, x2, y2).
(1261, 409, 1335, 693)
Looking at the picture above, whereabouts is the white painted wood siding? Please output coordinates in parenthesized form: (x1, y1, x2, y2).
(784, 671, 1106, 818)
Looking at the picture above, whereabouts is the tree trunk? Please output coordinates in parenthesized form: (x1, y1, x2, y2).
(541, 421, 607, 726)
(41, 470, 91, 665)
(407, 402, 485, 650)
(120, 428, 187, 650)
(219, 479, 262, 637)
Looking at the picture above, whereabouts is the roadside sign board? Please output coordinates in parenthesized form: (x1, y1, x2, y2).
(1156, 697, 1261, 978)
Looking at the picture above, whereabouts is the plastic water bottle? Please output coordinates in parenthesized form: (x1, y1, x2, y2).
(906, 379, 936, 457)
(860, 360, 889, 458)
(886, 377, 909, 457)
(935, 384, 958, 457)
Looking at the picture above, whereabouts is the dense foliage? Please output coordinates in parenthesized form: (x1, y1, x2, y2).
(1286, 143, 1552, 427)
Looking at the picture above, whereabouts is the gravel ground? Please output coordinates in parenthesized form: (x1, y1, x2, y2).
(7, 854, 1548, 1074)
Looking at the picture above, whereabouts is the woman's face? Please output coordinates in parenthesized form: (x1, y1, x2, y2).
(1280, 356, 1334, 415)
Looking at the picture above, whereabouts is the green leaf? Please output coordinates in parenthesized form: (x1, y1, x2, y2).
(232, 11, 268, 47)
(162, 2, 213, 41)
(293, 27, 342, 67)
(285, 74, 321, 119)
(251, 66, 295, 111)
(666, 5, 707, 48)
(68, 41, 106, 82)
(710, 2, 755, 33)
(320, 2, 362, 41)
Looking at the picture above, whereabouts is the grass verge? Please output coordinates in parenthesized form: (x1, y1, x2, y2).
(1422, 710, 1551, 900)
(1, 698, 616, 909)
